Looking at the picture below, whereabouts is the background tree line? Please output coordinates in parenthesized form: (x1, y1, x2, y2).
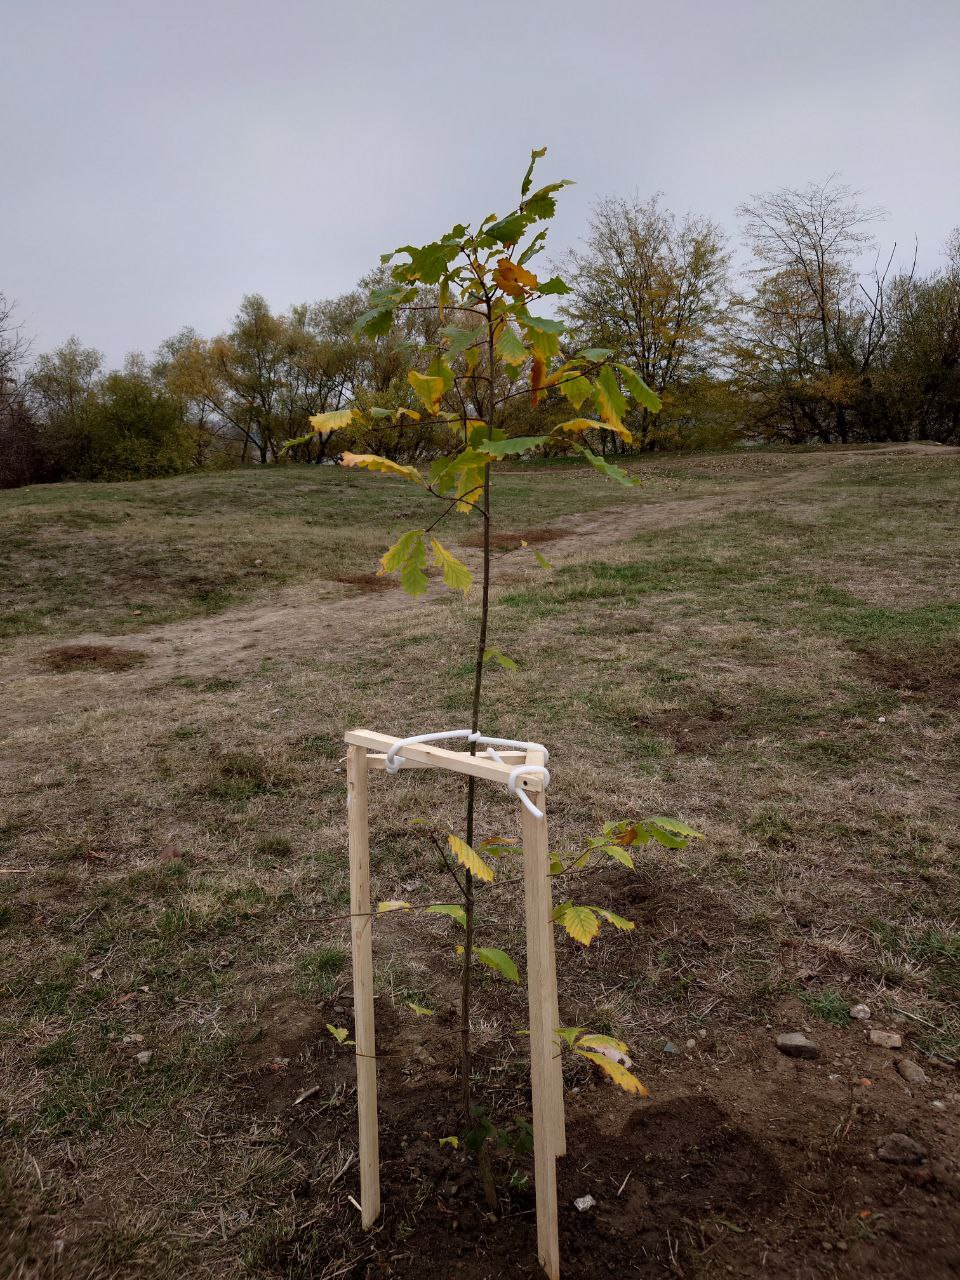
(3, 178, 958, 489)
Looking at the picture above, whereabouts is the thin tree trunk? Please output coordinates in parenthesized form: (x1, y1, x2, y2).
(459, 298, 498, 1210)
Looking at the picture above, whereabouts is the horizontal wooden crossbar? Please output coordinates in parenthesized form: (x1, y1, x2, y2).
(344, 729, 543, 793)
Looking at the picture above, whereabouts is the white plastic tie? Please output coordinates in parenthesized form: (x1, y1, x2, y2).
(507, 763, 550, 820)
(382, 727, 551, 817)
(384, 729, 472, 773)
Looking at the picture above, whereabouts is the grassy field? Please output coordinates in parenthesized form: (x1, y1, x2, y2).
(2, 446, 959, 1279)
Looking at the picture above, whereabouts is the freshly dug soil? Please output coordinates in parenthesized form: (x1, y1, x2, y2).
(240, 998, 960, 1279)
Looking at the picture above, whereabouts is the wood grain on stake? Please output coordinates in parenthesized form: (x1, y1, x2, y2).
(347, 744, 380, 1228)
(521, 744, 561, 1279)
(527, 744, 566, 1161)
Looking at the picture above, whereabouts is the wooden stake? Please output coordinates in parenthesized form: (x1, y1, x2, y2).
(521, 747, 561, 1280)
(347, 744, 380, 1228)
(525, 745, 566, 1162)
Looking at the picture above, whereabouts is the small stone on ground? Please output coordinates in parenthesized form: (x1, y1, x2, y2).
(897, 1058, 929, 1086)
(869, 1028, 902, 1049)
(776, 1032, 819, 1060)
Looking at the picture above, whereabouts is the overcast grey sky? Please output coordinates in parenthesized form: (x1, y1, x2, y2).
(3, 0, 958, 366)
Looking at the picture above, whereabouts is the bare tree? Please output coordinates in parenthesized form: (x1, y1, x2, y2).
(561, 195, 730, 444)
(0, 294, 42, 488)
(737, 177, 885, 441)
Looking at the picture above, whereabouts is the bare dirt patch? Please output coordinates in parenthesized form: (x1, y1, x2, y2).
(460, 526, 566, 550)
(333, 573, 399, 593)
(36, 643, 148, 673)
(859, 650, 960, 707)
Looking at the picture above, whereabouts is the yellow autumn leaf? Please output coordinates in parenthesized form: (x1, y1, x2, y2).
(576, 1033, 629, 1054)
(559, 904, 600, 946)
(492, 257, 539, 298)
(448, 833, 494, 883)
(339, 453, 423, 484)
(309, 408, 355, 435)
(395, 407, 422, 423)
(408, 370, 446, 414)
(555, 416, 632, 443)
(594, 365, 630, 437)
(430, 539, 472, 593)
(376, 900, 412, 914)
(575, 1049, 649, 1095)
(531, 353, 546, 406)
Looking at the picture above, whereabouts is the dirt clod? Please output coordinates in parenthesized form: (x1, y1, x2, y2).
(878, 1132, 927, 1164)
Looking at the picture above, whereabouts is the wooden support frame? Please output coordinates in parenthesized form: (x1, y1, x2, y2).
(344, 728, 564, 1279)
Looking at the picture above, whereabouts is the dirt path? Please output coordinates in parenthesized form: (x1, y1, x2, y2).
(1, 444, 955, 737)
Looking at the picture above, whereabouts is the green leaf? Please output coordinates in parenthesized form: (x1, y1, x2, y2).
(353, 307, 394, 338)
(327, 1024, 353, 1045)
(556, 1026, 586, 1047)
(430, 539, 472, 593)
(521, 312, 565, 362)
(601, 843, 635, 869)
(474, 947, 519, 983)
(522, 179, 574, 221)
(278, 433, 314, 454)
(391, 238, 463, 284)
(518, 228, 549, 265)
(483, 647, 518, 671)
(425, 903, 467, 928)
(533, 549, 552, 570)
(379, 528, 428, 596)
(649, 816, 704, 838)
(559, 372, 593, 410)
(479, 435, 547, 457)
(495, 323, 529, 367)
(485, 211, 530, 246)
(571, 444, 638, 488)
(617, 363, 662, 413)
(645, 824, 689, 849)
(537, 275, 572, 295)
(441, 324, 480, 360)
(406, 1001, 434, 1016)
(575, 347, 614, 362)
(521, 146, 547, 198)
(368, 406, 392, 419)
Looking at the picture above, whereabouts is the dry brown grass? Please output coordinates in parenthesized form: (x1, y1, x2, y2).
(1, 444, 959, 1278)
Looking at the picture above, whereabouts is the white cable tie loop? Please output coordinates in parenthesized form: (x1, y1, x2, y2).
(507, 764, 550, 820)
(384, 729, 472, 773)
(383, 729, 552, 818)
(472, 733, 550, 763)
